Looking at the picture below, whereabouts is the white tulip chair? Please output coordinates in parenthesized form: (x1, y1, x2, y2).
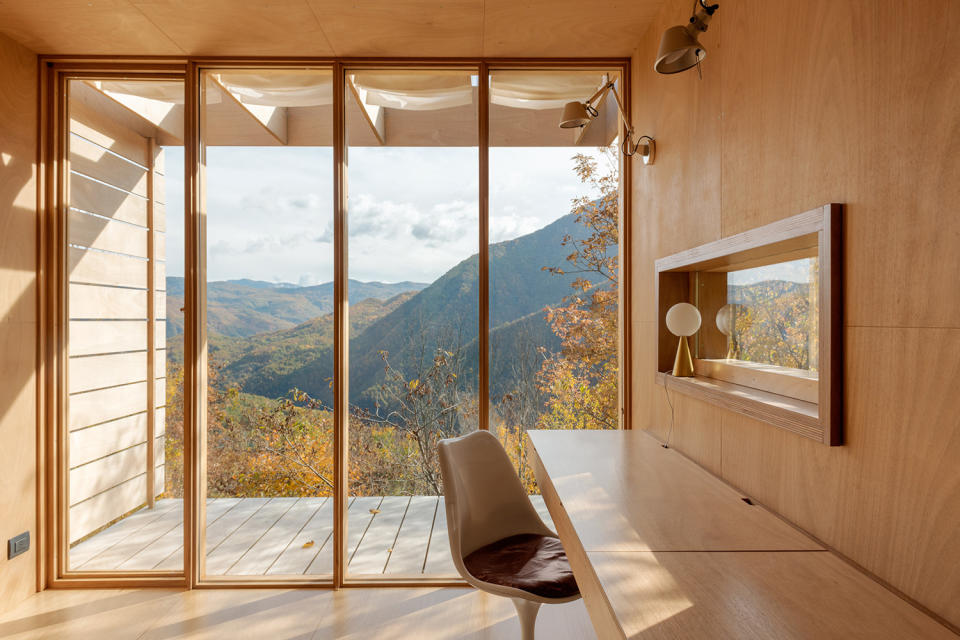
(438, 431, 581, 640)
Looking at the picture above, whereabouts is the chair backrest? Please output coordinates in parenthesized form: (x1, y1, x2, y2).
(438, 430, 553, 568)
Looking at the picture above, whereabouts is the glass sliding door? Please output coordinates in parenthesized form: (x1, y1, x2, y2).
(56, 61, 628, 585)
(344, 68, 479, 578)
(65, 77, 184, 572)
(487, 69, 623, 500)
(199, 69, 336, 578)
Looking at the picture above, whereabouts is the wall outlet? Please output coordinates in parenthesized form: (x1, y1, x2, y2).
(8, 531, 29, 559)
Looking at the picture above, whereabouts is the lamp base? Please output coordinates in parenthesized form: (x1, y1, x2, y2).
(672, 335, 695, 377)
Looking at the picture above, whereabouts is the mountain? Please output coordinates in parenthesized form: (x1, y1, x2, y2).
(167, 212, 612, 409)
(165, 278, 428, 337)
(343, 213, 608, 405)
(467, 308, 562, 401)
(210, 292, 416, 405)
(728, 279, 808, 304)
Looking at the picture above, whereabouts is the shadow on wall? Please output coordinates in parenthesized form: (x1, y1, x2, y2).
(0, 29, 39, 617)
(0, 150, 37, 435)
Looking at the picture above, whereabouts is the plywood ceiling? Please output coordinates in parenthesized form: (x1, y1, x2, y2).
(0, 0, 665, 57)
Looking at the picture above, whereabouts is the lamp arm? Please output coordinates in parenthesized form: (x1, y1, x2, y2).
(584, 81, 614, 108)
(604, 83, 643, 156)
(586, 81, 653, 160)
(585, 82, 632, 132)
(605, 83, 633, 135)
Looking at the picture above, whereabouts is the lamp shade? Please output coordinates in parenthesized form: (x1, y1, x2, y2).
(666, 302, 701, 337)
(559, 101, 591, 128)
(654, 25, 706, 74)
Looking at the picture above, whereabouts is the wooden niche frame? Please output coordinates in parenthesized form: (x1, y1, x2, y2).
(655, 204, 842, 445)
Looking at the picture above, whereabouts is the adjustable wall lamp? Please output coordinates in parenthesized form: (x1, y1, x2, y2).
(655, 0, 719, 76)
(558, 80, 655, 165)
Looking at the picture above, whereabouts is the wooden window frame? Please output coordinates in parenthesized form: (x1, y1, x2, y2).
(38, 56, 633, 590)
(654, 204, 843, 446)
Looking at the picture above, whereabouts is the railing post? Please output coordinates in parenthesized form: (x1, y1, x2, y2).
(146, 136, 156, 509)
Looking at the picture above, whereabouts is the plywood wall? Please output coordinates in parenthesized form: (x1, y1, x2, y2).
(0, 32, 37, 614)
(630, 0, 960, 629)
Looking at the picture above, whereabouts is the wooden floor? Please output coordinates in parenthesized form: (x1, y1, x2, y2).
(69, 496, 553, 576)
(0, 587, 595, 640)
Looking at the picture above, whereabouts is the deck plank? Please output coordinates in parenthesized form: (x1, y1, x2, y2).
(207, 497, 299, 575)
(69, 498, 178, 569)
(203, 497, 270, 553)
(227, 498, 324, 575)
(309, 496, 382, 574)
(152, 498, 246, 571)
(423, 496, 456, 576)
(79, 500, 184, 571)
(120, 498, 239, 571)
(348, 496, 411, 575)
(384, 495, 438, 575)
(63, 496, 473, 576)
(266, 497, 336, 576)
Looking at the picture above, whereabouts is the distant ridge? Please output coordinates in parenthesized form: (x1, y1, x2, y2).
(165, 278, 428, 337)
(166, 212, 615, 408)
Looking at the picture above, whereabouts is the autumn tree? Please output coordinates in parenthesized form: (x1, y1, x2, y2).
(728, 258, 819, 371)
(351, 331, 476, 496)
(493, 325, 548, 492)
(536, 149, 620, 432)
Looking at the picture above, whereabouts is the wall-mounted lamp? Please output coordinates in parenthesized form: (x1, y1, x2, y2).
(666, 302, 701, 377)
(558, 81, 656, 165)
(654, 0, 720, 76)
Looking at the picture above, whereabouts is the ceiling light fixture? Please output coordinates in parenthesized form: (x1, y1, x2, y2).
(654, 0, 720, 76)
(558, 80, 655, 164)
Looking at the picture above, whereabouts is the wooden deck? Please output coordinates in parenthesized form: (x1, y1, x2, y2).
(69, 495, 553, 576)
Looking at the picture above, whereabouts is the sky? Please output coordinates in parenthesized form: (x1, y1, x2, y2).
(163, 145, 608, 285)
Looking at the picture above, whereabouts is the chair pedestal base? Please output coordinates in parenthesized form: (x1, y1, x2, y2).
(512, 598, 542, 640)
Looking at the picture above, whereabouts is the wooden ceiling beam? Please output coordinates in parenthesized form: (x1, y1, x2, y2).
(84, 81, 185, 145)
(208, 76, 289, 145)
(346, 77, 386, 145)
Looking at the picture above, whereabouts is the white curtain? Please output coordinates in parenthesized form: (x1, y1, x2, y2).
(491, 71, 607, 110)
(93, 71, 612, 112)
(215, 72, 333, 107)
(351, 72, 474, 111)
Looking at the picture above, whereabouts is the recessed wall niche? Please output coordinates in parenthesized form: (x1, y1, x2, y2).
(655, 204, 843, 445)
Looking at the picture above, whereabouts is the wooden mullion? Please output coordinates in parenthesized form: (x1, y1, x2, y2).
(42, 66, 70, 582)
(478, 62, 489, 430)
(332, 60, 349, 589)
(619, 64, 632, 430)
(185, 61, 204, 586)
(56, 71, 70, 579)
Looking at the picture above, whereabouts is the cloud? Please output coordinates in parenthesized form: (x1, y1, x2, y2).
(490, 213, 544, 243)
(162, 144, 609, 285)
(348, 194, 478, 247)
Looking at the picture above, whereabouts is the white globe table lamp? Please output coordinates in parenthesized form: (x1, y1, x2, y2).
(666, 302, 701, 377)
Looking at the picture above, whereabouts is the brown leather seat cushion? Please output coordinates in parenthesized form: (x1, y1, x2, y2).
(463, 533, 580, 599)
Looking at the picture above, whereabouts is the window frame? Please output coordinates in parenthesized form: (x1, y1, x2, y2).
(38, 56, 633, 590)
(654, 204, 842, 446)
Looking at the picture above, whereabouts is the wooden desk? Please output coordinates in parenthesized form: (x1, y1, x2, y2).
(530, 429, 820, 553)
(529, 430, 956, 639)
